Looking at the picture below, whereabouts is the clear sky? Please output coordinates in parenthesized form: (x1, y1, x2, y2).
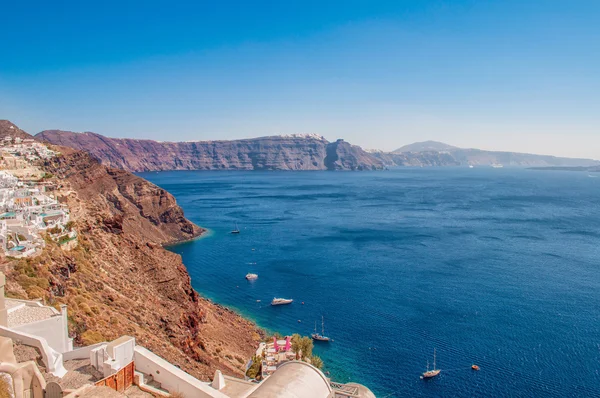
(1, 1, 599, 158)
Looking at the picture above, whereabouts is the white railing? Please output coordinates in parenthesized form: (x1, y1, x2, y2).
(0, 325, 67, 377)
(134, 346, 230, 398)
(63, 342, 107, 361)
(330, 381, 360, 397)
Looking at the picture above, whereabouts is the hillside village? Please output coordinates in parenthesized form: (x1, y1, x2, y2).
(0, 136, 76, 259)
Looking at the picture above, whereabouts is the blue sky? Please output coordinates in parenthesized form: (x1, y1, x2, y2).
(1, 0, 599, 158)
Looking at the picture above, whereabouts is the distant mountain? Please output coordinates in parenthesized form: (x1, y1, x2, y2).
(393, 140, 458, 153)
(382, 140, 598, 168)
(36, 130, 385, 172)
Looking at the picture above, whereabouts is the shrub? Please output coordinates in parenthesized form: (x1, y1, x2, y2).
(291, 334, 313, 360)
(0, 376, 12, 398)
(81, 330, 105, 345)
(79, 303, 94, 316)
(245, 355, 262, 379)
(25, 286, 47, 300)
(310, 355, 324, 369)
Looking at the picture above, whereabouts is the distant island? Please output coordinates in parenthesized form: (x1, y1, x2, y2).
(33, 129, 600, 172)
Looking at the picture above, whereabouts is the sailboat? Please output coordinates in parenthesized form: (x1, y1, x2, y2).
(231, 222, 240, 234)
(422, 349, 440, 379)
(311, 316, 331, 342)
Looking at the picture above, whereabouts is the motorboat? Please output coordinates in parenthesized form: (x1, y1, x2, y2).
(246, 273, 258, 281)
(271, 298, 293, 306)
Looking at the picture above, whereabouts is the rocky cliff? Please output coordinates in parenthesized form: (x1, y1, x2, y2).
(0, 127, 263, 380)
(36, 130, 385, 172)
(370, 150, 460, 167)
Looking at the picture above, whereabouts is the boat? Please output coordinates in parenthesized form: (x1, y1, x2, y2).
(311, 316, 331, 342)
(491, 163, 504, 168)
(231, 222, 240, 234)
(471, 364, 480, 371)
(421, 349, 441, 379)
(469, 165, 474, 169)
(271, 297, 293, 306)
(245, 273, 258, 281)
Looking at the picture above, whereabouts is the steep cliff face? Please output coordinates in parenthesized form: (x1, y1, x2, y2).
(371, 150, 460, 167)
(325, 139, 384, 170)
(36, 130, 385, 171)
(1, 143, 263, 380)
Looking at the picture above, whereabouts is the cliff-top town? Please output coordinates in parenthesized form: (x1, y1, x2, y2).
(0, 136, 75, 259)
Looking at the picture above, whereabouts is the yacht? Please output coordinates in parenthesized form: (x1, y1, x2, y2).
(312, 316, 331, 342)
(231, 222, 240, 234)
(491, 163, 504, 168)
(271, 298, 293, 306)
(245, 273, 258, 281)
(422, 349, 441, 379)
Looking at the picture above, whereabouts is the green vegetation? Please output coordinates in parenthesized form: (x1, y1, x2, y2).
(291, 333, 313, 360)
(290, 334, 324, 369)
(246, 355, 262, 379)
(311, 355, 324, 369)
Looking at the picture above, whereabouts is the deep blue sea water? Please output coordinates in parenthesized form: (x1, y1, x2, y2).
(139, 169, 600, 398)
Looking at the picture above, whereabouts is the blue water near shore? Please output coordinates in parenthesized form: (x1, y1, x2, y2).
(139, 169, 600, 397)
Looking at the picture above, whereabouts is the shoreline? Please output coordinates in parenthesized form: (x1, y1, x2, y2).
(163, 226, 214, 248)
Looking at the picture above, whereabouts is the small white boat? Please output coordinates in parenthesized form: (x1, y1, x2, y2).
(491, 163, 504, 168)
(246, 273, 258, 281)
(271, 297, 293, 306)
(231, 222, 240, 234)
(469, 165, 474, 169)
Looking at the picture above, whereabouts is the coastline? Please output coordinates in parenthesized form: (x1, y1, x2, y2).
(163, 226, 214, 248)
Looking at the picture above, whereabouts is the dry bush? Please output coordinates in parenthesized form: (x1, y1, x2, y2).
(0, 376, 12, 398)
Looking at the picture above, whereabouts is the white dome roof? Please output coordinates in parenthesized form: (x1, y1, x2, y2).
(248, 361, 332, 398)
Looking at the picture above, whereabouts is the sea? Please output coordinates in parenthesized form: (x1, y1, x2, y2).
(139, 168, 600, 398)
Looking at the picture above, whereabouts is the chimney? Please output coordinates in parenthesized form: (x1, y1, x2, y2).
(211, 370, 226, 390)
